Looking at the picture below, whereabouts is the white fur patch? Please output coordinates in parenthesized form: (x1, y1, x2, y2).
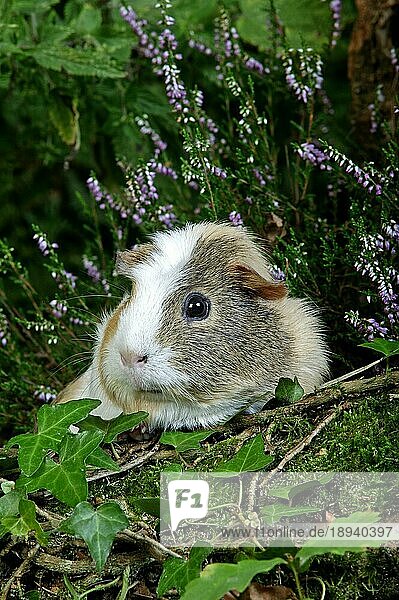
(104, 225, 207, 391)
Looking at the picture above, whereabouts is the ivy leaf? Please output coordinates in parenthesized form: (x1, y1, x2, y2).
(86, 447, 120, 472)
(274, 377, 304, 404)
(157, 545, 212, 596)
(78, 411, 149, 443)
(2, 498, 48, 546)
(6, 399, 101, 476)
(0, 489, 25, 516)
(132, 497, 160, 518)
(261, 504, 321, 525)
(16, 431, 104, 506)
(60, 501, 129, 572)
(216, 434, 273, 472)
(295, 511, 381, 572)
(268, 474, 334, 501)
(159, 431, 214, 452)
(360, 339, 399, 358)
(180, 558, 287, 600)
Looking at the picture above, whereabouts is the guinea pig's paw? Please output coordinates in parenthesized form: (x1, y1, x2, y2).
(128, 421, 153, 442)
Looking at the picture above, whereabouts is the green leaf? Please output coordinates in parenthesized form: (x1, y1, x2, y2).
(78, 411, 148, 443)
(268, 474, 334, 501)
(0, 489, 26, 518)
(216, 434, 273, 472)
(75, 5, 102, 35)
(274, 0, 331, 50)
(180, 558, 287, 600)
(6, 399, 101, 476)
(30, 46, 126, 78)
(86, 447, 120, 471)
(60, 501, 129, 572)
(237, 0, 269, 50)
(260, 504, 321, 525)
(274, 376, 304, 403)
(49, 96, 79, 146)
(157, 545, 212, 596)
(295, 511, 381, 572)
(12, 0, 59, 12)
(159, 430, 214, 452)
(2, 498, 48, 546)
(16, 431, 104, 506)
(132, 497, 160, 518)
(360, 338, 399, 358)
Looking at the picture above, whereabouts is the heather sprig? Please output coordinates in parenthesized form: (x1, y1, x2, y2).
(346, 221, 399, 341)
(283, 48, 323, 104)
(33, 226, 78, 293)
(330, 0, 342, 48)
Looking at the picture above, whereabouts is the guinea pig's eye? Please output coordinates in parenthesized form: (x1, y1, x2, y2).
(183, 292, 211, 321)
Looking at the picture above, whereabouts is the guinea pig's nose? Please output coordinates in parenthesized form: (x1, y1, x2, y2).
(120, 350, 148, 368)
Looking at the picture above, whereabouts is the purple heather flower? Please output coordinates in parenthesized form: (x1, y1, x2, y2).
(390, 48, 399, 73)
(188, 39, 213, 56)
(158, 204, 177, 228)
(50, 299, 67, 319)
(297, 142, 332, 170)
(33, 233, 59, 257)
(283, 49, 323, 104)
(330, 0, 341, 47)
(136, 115, 167, 157)
(0, 312, 9, 347)
(34, 386, 57, 403)
(271, 266, 286, 281)
(348, 222, 399, 340)
(253, 168, 266, 186)
(325, 146, 385, 195)
(83, 257, 110, 294)
(229, 211, 244, 226)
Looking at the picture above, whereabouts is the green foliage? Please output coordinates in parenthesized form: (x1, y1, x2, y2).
(159, 430, 214, 452)
(360, 338, 399, 358)
(274, 376, 305, 404)
(157, 545, 212, 596)
(7, 399, 101, 475)
(216, 434, 273, 472)
(60, 501, 129, 572)
(0, 0, 398, 595)
(0, 401, 151, 572)
(180, 558, 287, 600)
(17, 430, 105, 506)
(79, 411, 149, 443)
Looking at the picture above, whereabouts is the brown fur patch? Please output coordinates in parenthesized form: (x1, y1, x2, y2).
(115, 243, 154, 277)
(230, 264, 287, 300)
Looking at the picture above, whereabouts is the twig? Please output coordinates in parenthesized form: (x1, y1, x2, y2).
(268, 402, 350, 476)
(1, 543, 41, 600)
(319, 357, 386, 388)
(120, 529, 183, 560)
(87, 445, 175, 482)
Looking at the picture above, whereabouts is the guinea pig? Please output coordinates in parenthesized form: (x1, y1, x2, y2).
(57, 222, 329, 429)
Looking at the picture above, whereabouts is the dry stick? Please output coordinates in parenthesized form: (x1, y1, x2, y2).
(1, 543, 41, 600)
(86, 446, 175, 483)
(268, 402, 350, 477)
(120, 529, 182, 560)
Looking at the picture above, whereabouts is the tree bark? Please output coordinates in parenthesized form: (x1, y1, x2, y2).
(348, 0, 399, 148)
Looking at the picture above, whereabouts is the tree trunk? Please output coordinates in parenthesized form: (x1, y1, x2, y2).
(348, 0, 399, 148)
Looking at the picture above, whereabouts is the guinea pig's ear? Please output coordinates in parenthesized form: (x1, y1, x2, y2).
(115, 243, 154, 277)
(230, 264, 287, 300)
